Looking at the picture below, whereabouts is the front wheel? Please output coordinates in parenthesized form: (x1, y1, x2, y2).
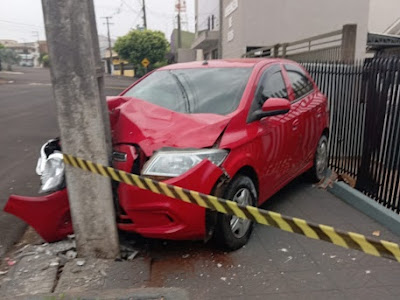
(308, 135, 328, 182)
(213, 175, 257, 251)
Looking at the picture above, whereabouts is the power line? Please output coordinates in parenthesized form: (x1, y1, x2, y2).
(121, 0, 139, 13)
(0, 19, 43, 28)
(128, 10, 143, 29)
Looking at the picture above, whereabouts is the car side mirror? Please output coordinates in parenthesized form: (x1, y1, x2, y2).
(252, 98, 291, 120)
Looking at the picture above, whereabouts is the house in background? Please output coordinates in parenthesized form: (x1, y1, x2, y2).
(193, 0, 400, 60)
(0, 39, 49, 67)
(102, 48, 135, 77)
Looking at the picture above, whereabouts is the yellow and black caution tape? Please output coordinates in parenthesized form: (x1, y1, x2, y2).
(63, 154, 400, 263)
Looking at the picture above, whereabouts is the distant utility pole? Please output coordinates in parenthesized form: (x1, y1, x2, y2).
(102, 16, 113, 74)
(142, 0, 147, 29)
(218, 0, 223, 58)
(32, 31, 40, 67)
(41, 0, 119, 259)
(177, 0, 182, 49)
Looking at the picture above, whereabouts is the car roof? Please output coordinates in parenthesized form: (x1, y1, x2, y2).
(159, 58, 296, 70)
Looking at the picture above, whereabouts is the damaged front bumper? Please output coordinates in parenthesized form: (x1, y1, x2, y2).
(4, 160, 223, 242)
(4, 189, 72, 242)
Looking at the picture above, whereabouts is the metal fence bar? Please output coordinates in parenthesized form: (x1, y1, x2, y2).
(378, 60, 396, 207)
(302, 57, 400, 214)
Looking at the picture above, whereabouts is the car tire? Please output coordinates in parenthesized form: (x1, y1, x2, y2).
(213, 175, 257, 251)
(308, 135, 328, 182)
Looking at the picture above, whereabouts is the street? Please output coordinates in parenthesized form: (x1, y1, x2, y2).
(0, 67, 132, 257)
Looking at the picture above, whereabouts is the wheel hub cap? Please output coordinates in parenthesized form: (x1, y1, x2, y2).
(230, 188, 252, 239)
(316, 140, 328, 177)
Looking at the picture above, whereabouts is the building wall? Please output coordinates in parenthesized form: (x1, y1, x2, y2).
(221, 0, 370, 59)
(368, 0, 400, 33)
(221, 0, 244, 58)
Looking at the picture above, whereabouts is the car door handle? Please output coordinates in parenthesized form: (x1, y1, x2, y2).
(292, 119, 300, 130)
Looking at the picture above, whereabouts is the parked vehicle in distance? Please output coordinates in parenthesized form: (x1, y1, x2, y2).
(5, 59, 329, 250)
(19, 54, 34, 67)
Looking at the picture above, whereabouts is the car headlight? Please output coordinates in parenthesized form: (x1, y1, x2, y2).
(142, 149, 228, 177)
(37, 152, 65, 193)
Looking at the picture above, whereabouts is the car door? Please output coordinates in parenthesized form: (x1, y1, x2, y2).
(247, 64, 295, 193)
(283, 63, 317, 173)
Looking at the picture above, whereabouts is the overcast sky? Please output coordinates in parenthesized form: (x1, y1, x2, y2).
(0, 0, 195, 43)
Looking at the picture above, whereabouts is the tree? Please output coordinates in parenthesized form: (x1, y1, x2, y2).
(114, 29, 169, 77)
(0, 48, 20, 71)
(39, 53, 50, 67)
(0, 43, 4, 49)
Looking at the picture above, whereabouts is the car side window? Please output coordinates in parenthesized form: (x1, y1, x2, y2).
(247, 65, 288, 123)
(256, 68, 288, 107)
(285, 64, 314, 100)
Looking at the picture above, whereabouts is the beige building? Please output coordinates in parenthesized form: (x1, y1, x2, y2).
(193, 0, 400, 59)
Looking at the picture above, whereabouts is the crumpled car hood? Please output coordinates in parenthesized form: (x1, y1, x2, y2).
(107, 96, 232, 156)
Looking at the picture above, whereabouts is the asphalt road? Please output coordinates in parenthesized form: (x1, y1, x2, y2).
(0, 67, 134, 257)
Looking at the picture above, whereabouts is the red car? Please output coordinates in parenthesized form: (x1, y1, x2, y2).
(5, 59, 329, 250)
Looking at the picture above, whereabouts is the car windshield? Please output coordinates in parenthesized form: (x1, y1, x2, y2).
(123, 67, 252, 115)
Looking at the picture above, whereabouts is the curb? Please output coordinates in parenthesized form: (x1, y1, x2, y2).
(3, 288, 189, 300)
(328, 181, 400, 237)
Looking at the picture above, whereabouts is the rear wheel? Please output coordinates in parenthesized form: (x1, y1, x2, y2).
(309, 135, 328, 182)
(213, 175, 257, 251)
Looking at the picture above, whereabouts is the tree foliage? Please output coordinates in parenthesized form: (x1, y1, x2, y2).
(0, 43, 4, 49)
(114, 30, 169, 76)
(0, 48, 20, 69)
(39, 53, 50, 67)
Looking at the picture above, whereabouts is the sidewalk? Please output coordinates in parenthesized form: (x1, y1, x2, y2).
(1, 177, 400, 299)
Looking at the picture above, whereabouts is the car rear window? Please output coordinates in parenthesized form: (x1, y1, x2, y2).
(123, 67, 252, 115)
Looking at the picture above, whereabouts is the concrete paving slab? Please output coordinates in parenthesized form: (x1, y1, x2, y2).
(55, 257, 150, 293)
(0, 254, 59, 297)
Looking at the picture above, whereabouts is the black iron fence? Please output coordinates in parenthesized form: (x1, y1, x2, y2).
(302, 57, 400, 213)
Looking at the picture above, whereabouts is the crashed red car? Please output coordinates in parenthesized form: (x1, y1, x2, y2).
(5, 59, 329, 250)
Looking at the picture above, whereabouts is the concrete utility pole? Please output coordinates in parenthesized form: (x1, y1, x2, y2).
(41, 0, 119, 259)
(102, 16, 113, 74)
(142, 0, 147, 29)
(218, 0, 223, 58)
(177, 0, 182, 49)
